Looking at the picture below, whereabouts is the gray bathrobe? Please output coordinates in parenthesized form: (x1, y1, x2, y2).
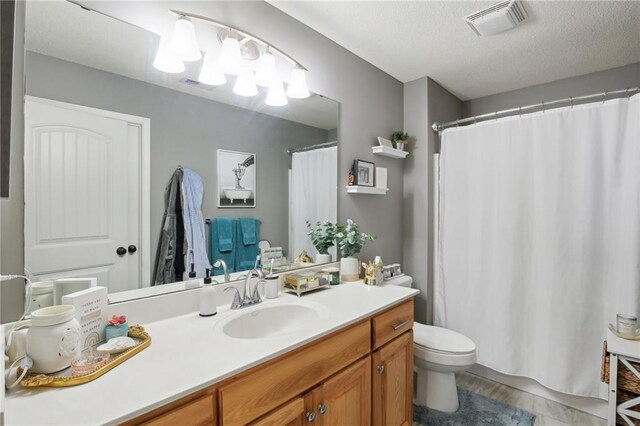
(153, 169, 184, 285)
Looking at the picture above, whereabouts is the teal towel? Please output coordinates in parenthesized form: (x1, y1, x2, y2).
(239, 218, 257, 245)
(210, 218, 236, 275)
(216, 217, 234, 252)
(235, 218, 259, 272)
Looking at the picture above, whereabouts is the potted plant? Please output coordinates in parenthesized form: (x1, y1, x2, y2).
(336, 219, 376, 281)
(391, 131, 409, 151)
(306, 220, 337, 264)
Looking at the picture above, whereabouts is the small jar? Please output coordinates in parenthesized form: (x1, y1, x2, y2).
(617, 314, 638, 338)
(105, 322, 129, 340)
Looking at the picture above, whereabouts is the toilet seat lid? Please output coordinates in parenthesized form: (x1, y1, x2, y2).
(413, 323, 476, 354)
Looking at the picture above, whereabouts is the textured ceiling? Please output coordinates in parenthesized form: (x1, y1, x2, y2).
(25, 1, 338, 130)
(268, 1, 640, 100)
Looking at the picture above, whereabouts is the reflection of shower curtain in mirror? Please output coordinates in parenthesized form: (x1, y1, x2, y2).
(437, 96, 639, 399)
(290, 146, 338, 260)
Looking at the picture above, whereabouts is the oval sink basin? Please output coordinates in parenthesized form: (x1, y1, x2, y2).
(222, 304, 322, 339)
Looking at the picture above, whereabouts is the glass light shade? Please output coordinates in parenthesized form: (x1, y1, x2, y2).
(265, 79, 288, 107)
(219, 37, 242, 75)
(286, 68, 310, 99)
(153, 36, 185, 74)
(167, 17, 201, 62)
(255, 52, 276, 88)
(198, 52, 226, 86)
(233, 66, 258, 97)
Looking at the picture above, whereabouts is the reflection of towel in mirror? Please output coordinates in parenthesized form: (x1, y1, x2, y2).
(181, 168, 212, 278)
(239, 217, 257, 245)
(153, 168, 183, 285)
(210, 218, 236, 275)
(236, 218, 260, 271)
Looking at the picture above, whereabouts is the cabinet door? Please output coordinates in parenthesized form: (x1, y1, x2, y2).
(372, 331, 413, 426)
(316, 356, 371, 426)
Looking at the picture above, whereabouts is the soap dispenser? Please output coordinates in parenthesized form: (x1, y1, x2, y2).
(199, 269, 217, 317)
(185, 263, 200, 289)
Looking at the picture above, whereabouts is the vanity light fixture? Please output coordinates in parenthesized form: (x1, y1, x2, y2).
(287, 66, 310, 99)
(154, 10, 311, 106)
(198, 52, 226, 86)
(265, 79, 288, 107)
(153, 36, 186, 74)
(167, 16, 201, 62)
(233, 65, 259, 97)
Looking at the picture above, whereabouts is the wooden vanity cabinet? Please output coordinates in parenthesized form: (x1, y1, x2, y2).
(124, 299, 414, 426)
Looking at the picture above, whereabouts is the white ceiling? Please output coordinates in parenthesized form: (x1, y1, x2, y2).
(268, 1, 640, 100)
(25, 1, 338, 130)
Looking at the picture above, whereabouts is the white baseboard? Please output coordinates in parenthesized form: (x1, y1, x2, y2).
(469, 364, 607, 419)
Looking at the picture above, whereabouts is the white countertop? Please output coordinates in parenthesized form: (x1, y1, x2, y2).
(5, 282, 418, 426)
(607, 328, 640, 359)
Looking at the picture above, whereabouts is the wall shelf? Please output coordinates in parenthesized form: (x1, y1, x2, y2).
(372, 146, 408, 159)
(346, 186, 388, 195)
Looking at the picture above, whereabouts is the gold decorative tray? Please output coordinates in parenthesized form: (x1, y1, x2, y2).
(20, 324, 151, 388)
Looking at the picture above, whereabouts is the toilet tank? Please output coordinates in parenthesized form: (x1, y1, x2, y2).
(384, 275, 413, 288)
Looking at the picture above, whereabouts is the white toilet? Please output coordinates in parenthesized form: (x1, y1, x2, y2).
(385, 275, 477, 413)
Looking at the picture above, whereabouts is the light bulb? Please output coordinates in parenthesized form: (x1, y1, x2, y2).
(255, 51, 276, 88)
(265, 79, 288, 107)
(198, 52, 226, 86)
(167, 17, 201, 62)
(233, 66, 258, 97)
(219, 36, 242, 75)
(153, 36, 185, 74)
(286, 67, 310, 99)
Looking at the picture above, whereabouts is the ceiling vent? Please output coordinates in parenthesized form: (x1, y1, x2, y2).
(465, 0, 528, 36)
(179, 77, 215, 91)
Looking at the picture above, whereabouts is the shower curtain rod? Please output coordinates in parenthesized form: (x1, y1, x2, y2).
(287, 141, 337, 155)
(432, 87, 639, 133)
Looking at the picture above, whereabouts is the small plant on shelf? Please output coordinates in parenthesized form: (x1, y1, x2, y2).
(306, 220, 337, 255)
(391, 131, 409, 151)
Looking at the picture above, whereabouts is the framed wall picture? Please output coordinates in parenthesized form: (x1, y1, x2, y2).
(217, 149, 256, 208)
(354, 159, 375, 187)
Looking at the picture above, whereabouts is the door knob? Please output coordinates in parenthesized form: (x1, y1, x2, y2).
(305, 411, 316, 422)
(116, 247, 127, 256)
(128, 245, 137, 254)
(377, 364, 385, 374)
(318, 403, 327, 414)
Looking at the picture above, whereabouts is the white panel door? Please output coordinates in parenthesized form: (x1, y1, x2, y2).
(25, 100, 139, 293)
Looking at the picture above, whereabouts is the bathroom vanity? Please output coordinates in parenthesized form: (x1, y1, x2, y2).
(5, 282, 418, 425)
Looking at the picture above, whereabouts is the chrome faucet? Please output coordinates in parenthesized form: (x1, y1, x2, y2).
(224, 269, 265, 310)
(213, 259, 230, 282)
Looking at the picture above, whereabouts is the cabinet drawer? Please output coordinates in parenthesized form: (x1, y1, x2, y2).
(219, 320, 371, 425)
(142, 395, 215, 426)
(372, 300, 413, 349)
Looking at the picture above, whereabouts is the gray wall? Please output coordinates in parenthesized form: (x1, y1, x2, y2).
(2, 1, 404, 322)
(464, 63, 640, 116)
(1, 0, 25, 323)
(25, 52, 329, 260)
(403, 77, 462, 325)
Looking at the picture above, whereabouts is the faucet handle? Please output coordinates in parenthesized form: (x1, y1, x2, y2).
(224, 287, 243, 309)
(251, 279, 265, 304)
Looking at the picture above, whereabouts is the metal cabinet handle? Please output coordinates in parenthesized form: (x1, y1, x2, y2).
(318, 403, 327, 414)
(392, 319, 410, 330)
(306, 411, 316, 422)
(377, 364, 385, 374)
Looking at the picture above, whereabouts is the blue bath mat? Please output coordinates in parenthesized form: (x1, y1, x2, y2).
(413, 387, 536, 426)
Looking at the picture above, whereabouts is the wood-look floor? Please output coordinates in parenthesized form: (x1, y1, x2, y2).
(455, 372, 606, 426)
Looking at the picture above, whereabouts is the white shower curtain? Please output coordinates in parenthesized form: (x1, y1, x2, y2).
(290, 146, 338, 260)
(436, 95, 640, 398)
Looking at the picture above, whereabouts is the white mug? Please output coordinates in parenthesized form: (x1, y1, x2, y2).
(27, 305, 81, 373)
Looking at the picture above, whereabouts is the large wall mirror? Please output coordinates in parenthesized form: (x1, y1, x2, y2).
(20, 1, 339, 302)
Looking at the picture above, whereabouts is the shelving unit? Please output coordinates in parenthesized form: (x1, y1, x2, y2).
(372, 145, 408, 159)
(346, 186, 388, 195)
